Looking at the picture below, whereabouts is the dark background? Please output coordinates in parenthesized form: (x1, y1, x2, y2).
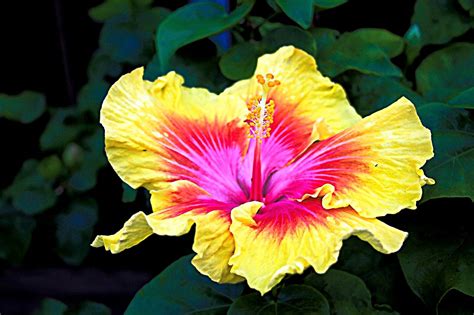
(0, 1, 470, 314)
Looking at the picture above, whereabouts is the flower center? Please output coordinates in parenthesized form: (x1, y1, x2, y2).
(246, 73, 280, 201)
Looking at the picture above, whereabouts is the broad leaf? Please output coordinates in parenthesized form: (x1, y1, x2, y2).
(318, 28, 403, 77)
(33, 298, 68, 315)
(125, 255, 244, 315)
(313, 0, 347, 9)
(0, 91, 45, 123)
(416, 42, 474, 102)
(311, 28, 339, 53)
(347, 73, 424, 116)
(398, 214, 474, 311)
(405, 0, 471, 61)
(228, 285, 330, 315)
(56, 199, 98, 265)
(275, 0, 314, 29)
(156, 0, 255, 69)
(418, 103, 473, 201)
(219, 42, 260, 80)
(40, 109, 84, 151)
(122, 183, 137, 203)
(261, 26, 316, 56)
(448, 87, 474, 109)
(89, 0, 152, 22)
(305, 269, 398, 314)
(5, 159, 57, 215)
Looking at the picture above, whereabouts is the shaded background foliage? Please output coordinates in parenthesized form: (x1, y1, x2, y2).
(0, 0, 472, 314)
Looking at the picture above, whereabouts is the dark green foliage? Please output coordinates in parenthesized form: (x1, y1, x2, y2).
(125, 255, 244, 315)
(1, 0, 473, 313)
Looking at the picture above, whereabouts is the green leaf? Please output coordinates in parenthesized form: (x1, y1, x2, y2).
(157, 0, 255, 70)
(5, 159, 57, 215)
(125, 255, 244, 315)
(416, 42, 474, 102)
(417, 103, 473, 201)
(459, 0, 474, 15)
(56, 199, 98, 265)
(122, 183, 137, 203)
(69, 130, 106, 192)
(33, 298, 111, 315)
(305, 269, 398, 314)
(228, 284, 330, 315)
(0, 91, 46, 123)
(318, 28, 403, 77)
(398, 218, 474, 311)
(347, 73, 424, 116)
(275, 0, 314, 29)
(62, 143, 85, 170)
(87, 50, 122, 80)
(0, 203, 36, 263)
(313, 0, 348, 9)
(77, 78, 109, 116)
(405, 0, 471, 60)
(68, 301, 111, 315)
(334, 238, 403, 307)
(448, 87, 474, 109)
(89, 0, 152, 22)
(40, 109, 84, 151)
(38, 155, 63, 180)
(261, 26, 316, 56)
(311, 28, 340, 54)
(219, 42, 260, 80)
(33, 298, 68, 315)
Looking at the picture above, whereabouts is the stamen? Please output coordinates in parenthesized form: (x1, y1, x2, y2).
(245, 73, 279, 142)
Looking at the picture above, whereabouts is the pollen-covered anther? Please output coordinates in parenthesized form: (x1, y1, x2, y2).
(245, 75, 278, 141)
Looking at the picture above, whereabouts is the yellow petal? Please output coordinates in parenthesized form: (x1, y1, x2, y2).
(100, 67, 248, 191)
(221, 46, 361, 139)
(229, 200, 407, 295)
(93, 180, 241, 283)
(270, 97, 434, 217)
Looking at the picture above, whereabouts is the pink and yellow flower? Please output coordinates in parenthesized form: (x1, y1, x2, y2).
(92, 46, 434, 294)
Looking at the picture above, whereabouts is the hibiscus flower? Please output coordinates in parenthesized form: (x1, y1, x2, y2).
(92, 46, 434, 294)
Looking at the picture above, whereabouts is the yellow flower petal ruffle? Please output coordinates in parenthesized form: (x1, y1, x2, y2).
(92, 180, 242, 283)
(100, 67, 248, 191)
(228, 200, 407, 295)
(269, 97, 434, 218)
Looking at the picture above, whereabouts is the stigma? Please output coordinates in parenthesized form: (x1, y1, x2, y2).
(246, 73, 280, 142)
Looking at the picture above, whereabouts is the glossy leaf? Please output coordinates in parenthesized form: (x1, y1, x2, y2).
(228, 285, 330, 315)
(448, 87, 474, 109)
(219, 42, 260, 80)
(418, 103, 473, 201)
(0, 91, 45, 123)
(305, 269, 397, 314)
(40, 109, 84, 151)
(261, 26, 316, 56)
(347, 73, 424, 116)
(405, 0, 471, 60)
(33, 298, 68, 315)
(416, 42, 474, 102)
(398, 216, 474, 311)
(56, 199, 98, 265)
(5, 159, 57, 215)
(89, 0, 152, 22)
(156, 0, 255, 69)
(318, 28, 403, 77)
(275, 0, 314, 29)
(313, 0, 347, 9)
(125, 255, 244, 315)
(311, 28, 339, 53)
(38, 155, 63, 180)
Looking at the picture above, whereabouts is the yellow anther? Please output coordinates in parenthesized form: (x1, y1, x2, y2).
(245, 76, 280, 141)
